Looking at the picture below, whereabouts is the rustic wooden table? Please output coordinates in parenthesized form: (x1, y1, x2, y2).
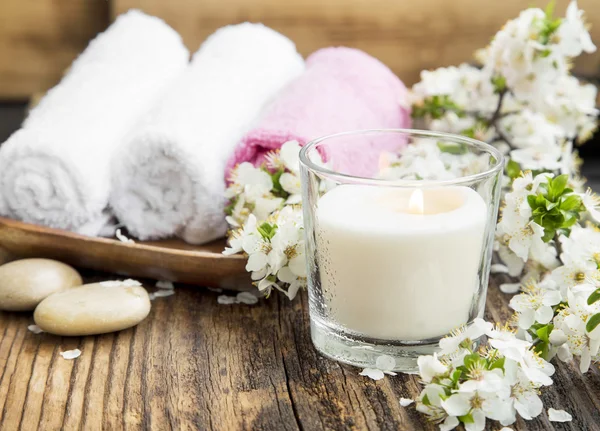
(1, 105, 600, 430)
(1, 279, 600, 431)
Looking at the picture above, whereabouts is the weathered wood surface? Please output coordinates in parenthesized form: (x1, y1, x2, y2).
(2, 0, 600, 99)
(0, 0, 108, 100)
(113, 0, 600, 86)
(0, 276, 599, 431)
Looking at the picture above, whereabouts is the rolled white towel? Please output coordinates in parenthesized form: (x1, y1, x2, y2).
(110, 23, 304, 244)
(0, 10, 189, 234)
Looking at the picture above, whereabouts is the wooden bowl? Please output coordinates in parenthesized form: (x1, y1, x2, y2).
(0, 217, 250, 290)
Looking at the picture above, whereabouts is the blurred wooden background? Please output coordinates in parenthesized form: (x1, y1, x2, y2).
(1, 0, 599, 100)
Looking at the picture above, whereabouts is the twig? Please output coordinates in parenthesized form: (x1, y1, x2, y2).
(489, 90, 507, 125)
(554, 232, 564, 261)
(494, 129, 517, 150)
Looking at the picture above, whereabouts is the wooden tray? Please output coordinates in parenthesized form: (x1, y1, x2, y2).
(0, 217, 250, 290)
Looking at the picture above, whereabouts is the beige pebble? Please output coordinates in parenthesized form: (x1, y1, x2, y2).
(0, 259, 82, 311)
(34, 282, 151, 336)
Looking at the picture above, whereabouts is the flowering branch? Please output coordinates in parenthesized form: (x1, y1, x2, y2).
(223, 2, 598, 428)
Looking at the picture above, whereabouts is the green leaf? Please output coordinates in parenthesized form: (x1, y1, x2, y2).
(561, 195, 583, 211)
(224, 198, 237, 216)
(459, 413, 475, 424)
(412, 95, 464, 120)
(463, 352, 482, 370)
(586, 313, 600, 333)
(542, 227, 556, 243)
(534, 340, 550, 359)
(422, 394, 430, 406)
(451, 369, 462, 383)
(548, 174, 568, 200)
(557, 227, 572, 238)
(544, 0, 556, 19)
(506, 159, 521, 179)
(437, 141, 468, 155)
(536, 324, 553, 343)
(271, 169, 285, 194)
(459, 127, 475, 139)
(527, 194, 539, 209)
(257, 222, 277, 240)
(588, 289, 600, 305)
(538, 3, 562, 46)
(491, 75, 507, 94)
(490, 357, 505, 370)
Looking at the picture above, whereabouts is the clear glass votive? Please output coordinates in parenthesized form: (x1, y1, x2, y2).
(299, 129, 504, 372)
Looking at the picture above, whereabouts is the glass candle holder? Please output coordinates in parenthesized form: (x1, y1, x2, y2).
(299, 129, 504, 372)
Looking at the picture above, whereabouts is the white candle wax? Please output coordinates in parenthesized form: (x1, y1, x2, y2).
(316, 185, 487, 341)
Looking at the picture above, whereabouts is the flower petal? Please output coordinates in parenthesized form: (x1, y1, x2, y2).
(535, 306, 554, 325)
(500, 283, 522, 294)
(60, 349, 82, 360)
(548, 408, 572, 422)
(518, 309, 536, 329)
(439, 415, 459, 431)
(549, 329, 568, 346)
(491, 264, 510, 274)
(359, 368, 385, 381)
(246, 252, 268, 272)
(399, 398, 414, 407)
(542, 290, 562, 306)
(580, 347, 592, 373)
(441, 394, 471, 417)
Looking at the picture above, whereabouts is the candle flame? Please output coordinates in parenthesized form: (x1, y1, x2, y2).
(408, 189, 424, 214)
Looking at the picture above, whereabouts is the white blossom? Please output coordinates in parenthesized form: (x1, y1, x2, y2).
(556, 1, 596, 57)
(553, 287, 600, 372)
(535, 75, 598, 142)
(481, 8, 565, 101)
(439, 318, 493, 356)
(509, 281, 562, 329)
(509, 146, 562, 172)
(411, 64, 496, 112)
(498, 110, 564, 149)
(503, 359, 544, 421)
(581, 189, 600, 223)
(417, 353, 448, 383)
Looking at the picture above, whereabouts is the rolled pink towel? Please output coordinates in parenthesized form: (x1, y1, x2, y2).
(225, 47, 411, 178)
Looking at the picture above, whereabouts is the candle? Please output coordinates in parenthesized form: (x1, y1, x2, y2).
(315, 185, 487, 341)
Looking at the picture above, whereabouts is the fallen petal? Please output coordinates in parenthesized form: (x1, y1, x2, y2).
(153, 290, 175, 298)
(359, 368, 385, 381)
(155, 280, 174, 290)
(207, 287, 223, 293)
(399, 398, 413, 407)
(60, 349, 82, 360)
(500, 283, 521, 294)
(491, 264, 510, 274)
(548, 408, 572, 422)
(217, 295, 237, 305)
(27, 325, 44, 334)
(236, 291, 259, 305)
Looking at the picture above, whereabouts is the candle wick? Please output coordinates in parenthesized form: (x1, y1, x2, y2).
(408, 189, 425, 215)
